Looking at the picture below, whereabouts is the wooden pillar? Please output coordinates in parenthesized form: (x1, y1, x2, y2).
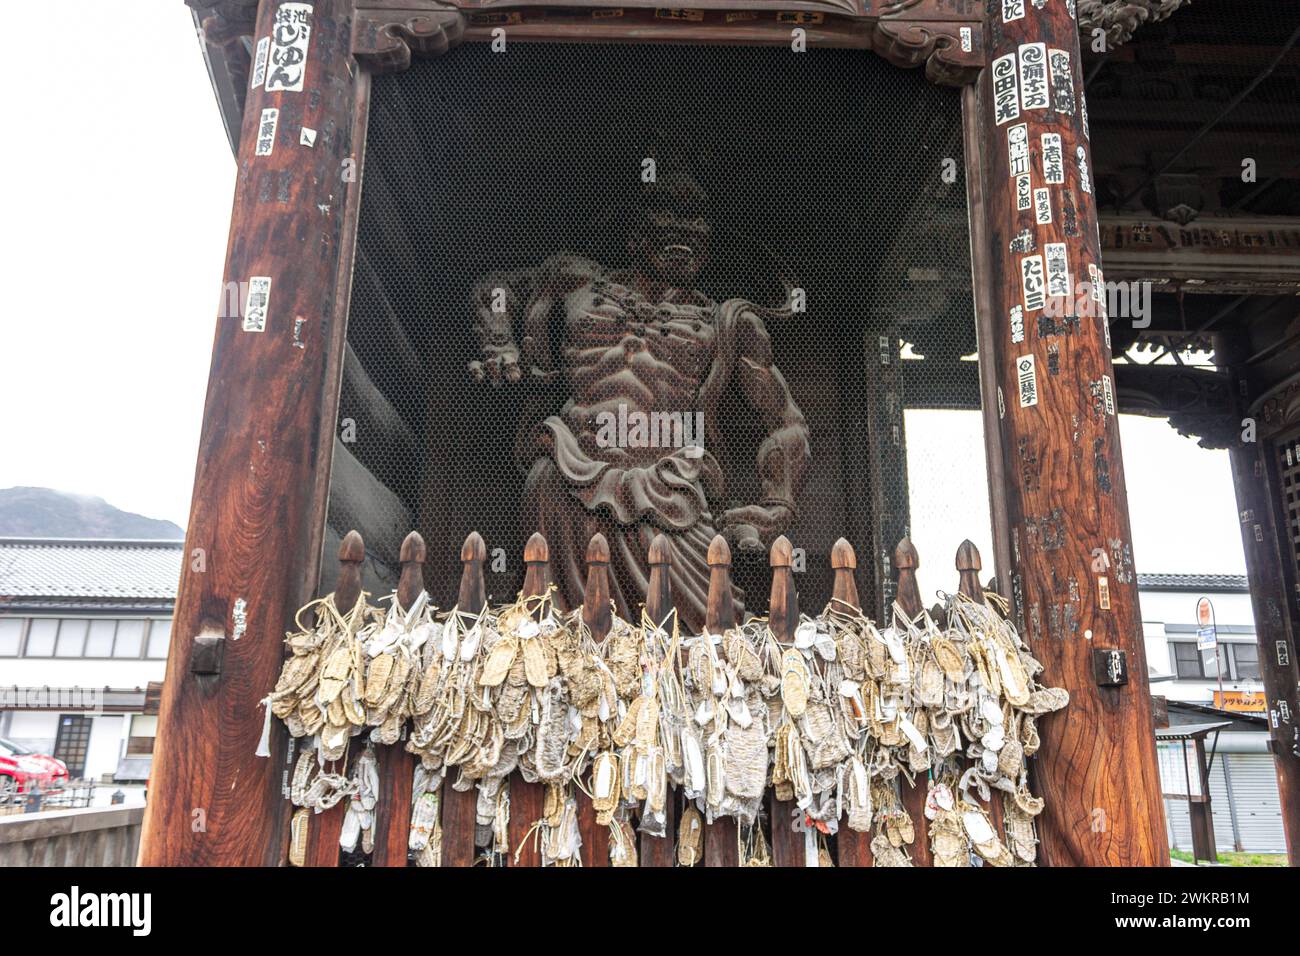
(369, 531, 425, 866)
(441, 532, 486, 867)
(703, 535, 740, 867)
(768, 535, 803, 867)
(974, 6, 1167, 865)
(507, 532, 551, 867)
(832, 538, 874, 867)
(139, 0, 363, 866)
(1216, 335, 1300, 865)
(640, 534, 677, 868)
(892, 538, 930, 866)
(578, 534, 613, 867)
(303, 530, 365, 866)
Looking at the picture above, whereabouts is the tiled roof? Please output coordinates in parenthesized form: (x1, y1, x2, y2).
(0, 538, 182, 606)
(1138, 572, 1249, 592)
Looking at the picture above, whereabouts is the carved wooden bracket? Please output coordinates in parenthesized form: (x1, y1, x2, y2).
(872, 17, 982, 85)
(354, 2, 468, 72)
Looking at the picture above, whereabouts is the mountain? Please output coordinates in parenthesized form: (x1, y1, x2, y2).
(0, 487, 184, 540)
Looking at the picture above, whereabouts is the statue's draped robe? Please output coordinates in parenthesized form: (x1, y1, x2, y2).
(521, 298, 754, 630)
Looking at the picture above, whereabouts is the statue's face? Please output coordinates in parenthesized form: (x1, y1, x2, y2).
(633, 207, 711, 285)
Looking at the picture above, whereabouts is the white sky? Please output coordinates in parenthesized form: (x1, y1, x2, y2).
(0, 4, 233, 526)
(0, 4, 1248, 579)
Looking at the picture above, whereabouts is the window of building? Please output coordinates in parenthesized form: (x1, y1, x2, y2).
(85, 619, 117, 657)
(146, 619, 172, 659)
(1173, 641, 1204, 678)
(0, 619, 22, 656)
(24, 619, 59, 657)
(112, 620, 145, 658)
(1228, 642, 1260, 681)
(55, 619, 87, 658)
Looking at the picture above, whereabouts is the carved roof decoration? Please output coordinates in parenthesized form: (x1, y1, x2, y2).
(1077, 0, 1191, 49)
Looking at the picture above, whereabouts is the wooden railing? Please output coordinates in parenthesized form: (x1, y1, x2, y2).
(297, 527, 1006, 867)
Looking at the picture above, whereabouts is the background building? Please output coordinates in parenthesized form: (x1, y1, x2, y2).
(0, 538, 181, 793)
(1140, 573, 1284, 855)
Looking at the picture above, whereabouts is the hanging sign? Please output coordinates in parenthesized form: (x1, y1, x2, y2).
(1195, 596, 1217, 651)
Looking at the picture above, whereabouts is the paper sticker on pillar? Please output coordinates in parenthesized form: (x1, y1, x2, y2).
(1016, 174, 1033, 212)
(1044, 242, 1071, 300)
(1021, 254, 1045, 312)
(1102, 375, 1115, 415)
(1033, 188, 1052, 225)
(1279, 641, 1291, 667)
(1002, 0, 1025, 22)
(1016, 354, 1039, 408)
(992, 54, 1020, 126)
(1076, 146, 1093, 194)
(960, 27, 972, 53)
(1018, 43, 1049, 111)
(1008, 124, 1030, 178)
(1010, 304, 1025, 345)
(251, 36, 271, 89)
(243, 276, 272, 332)
(1048, 49, 1074, 116)
(1041, 133, 1065, 184)
(1098, 576, 1111, 610)
(265, 3, 313, 94)
(255, 108, 279, 157)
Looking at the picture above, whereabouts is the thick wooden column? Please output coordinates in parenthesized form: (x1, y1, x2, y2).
(974, 7, 1167, 865)
(1215, 336, 1300, 864)
(140, 0, 364, 866)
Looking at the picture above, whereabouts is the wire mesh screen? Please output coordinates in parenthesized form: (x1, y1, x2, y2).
(329, 43, 987, 628)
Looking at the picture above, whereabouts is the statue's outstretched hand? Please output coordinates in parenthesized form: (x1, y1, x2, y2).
(468, 339, 523, 385)
(719, 503, 794, 555)
(469, 335, 558, 386)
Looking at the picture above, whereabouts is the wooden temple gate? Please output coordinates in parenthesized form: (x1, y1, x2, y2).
(140, 0, 1215, 866)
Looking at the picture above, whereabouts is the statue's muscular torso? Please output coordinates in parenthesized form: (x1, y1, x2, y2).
(560, 271, 716, 465)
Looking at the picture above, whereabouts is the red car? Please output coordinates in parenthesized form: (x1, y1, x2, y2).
(0, 736, 69, 796)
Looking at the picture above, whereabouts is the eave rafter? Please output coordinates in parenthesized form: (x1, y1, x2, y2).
(352, 0, 986, 85)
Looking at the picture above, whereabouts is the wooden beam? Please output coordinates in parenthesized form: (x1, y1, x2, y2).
(974, 6, 1168, 865)
(139, 0, 364, 866)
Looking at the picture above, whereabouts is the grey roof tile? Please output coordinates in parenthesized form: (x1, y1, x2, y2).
(0, 538, 183, 602)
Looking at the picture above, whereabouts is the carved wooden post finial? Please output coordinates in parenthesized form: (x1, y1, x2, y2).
(397, 531, 427, 611)
(522, 532, 551, 606)
(956, 539, 985, 604)
(582, 533, 613, 643)
(646, 533, 673, 625)
(768, 534, 798, 649)
(705, 535, 736, 633)
(831, 537, 861, 611)
(458, 531, 487, 614)
(335, 529, 365, 613)
(894, 537, 923, 620)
